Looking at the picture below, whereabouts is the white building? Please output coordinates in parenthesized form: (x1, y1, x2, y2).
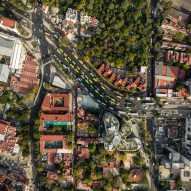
(0, 33, 25, 71)
(184, 118, 191, 154)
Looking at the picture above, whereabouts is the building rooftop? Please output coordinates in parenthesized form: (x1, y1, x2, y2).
(0, 64, 9, 82)
(39, 113, 73, 132)
(103, 160, 120, 178)
(40, 135, 68, 154)
(0, 16, 16, 29)
(10, 55, 39, 94)
(129, 169, 144, 182)
(77, 147, 90, 159)
(0, 35, 14, 57)
(77, 137, 98, 145)
(0, 120, 19, 154)
(41, 93, 72, 112)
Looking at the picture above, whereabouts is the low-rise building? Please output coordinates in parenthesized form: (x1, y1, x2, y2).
(166, 50, 191, 65)
(41, 93, 73, 112)
(0, 120, 20, 154)
(0, 16, 16, 30)
(42, 3, 49, 14)
(39, 113, 73, 132)
(103, 160, 120, 178)
(161, 18, 191, 34)
(10, 55, 39, 94)
(154, 61, 187, 97)
(0, 34, 25, 72)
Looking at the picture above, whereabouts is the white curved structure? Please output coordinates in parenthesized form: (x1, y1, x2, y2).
(103, 112, 141, 152)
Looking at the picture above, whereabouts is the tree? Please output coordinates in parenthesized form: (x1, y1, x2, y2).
(173, 32, 186, 42)
(83, 55, 90, 62)
(74, 165, 84, 179)
(44, 83, 52, 90)
(89, 145, 96, 154)
(160, 0, 173, 18)
(176, 175, 182, 189)
(175, 84, 184, 92)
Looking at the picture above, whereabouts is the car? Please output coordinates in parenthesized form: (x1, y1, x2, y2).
(78, 78, 82, 82)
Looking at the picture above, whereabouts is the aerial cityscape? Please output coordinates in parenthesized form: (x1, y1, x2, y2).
(0, 0, 191, 191)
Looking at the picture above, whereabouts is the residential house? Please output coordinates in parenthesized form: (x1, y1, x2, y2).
(98, 63, 105, 73)
(114, 78, 123, 86)
(166, 50, 191, 65)
(109, 73, 117, 82)
(103, 160, 120, 178)
(0, 120, 20, 154)
(0, 16, 16, 30)
(129, 169, 144, 182)
(103, 69, 112, 78)
(65, 8, 78, 23)
(47, 171, 58, 180)
(42, 3, 49, 14)
(77, 138, 98, 145)
(10, 55, 39, 95)
(122, 77, 128, 86)
(161, 18, 191, 34)
(161, 41, 191, 51)
(154, 61, 186, 97)
(77, 147, 90, 159)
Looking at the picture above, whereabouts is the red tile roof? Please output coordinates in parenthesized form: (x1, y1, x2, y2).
(10, 56, 39, 95)
(40, 135, 68, 153)
(162, 65, 167, 76)
(177, 88, 189, 97)
(77, 181, 90, 189)
(41, 93, 72, 112)
(170, 180, 176, 190)
(103, 160, 120, 178)
(131, 76, 141, 88)
(47, 171, 58, 180)
(114, 78, 123, 86)
(109, 73, 117, 82)
(122, 77, 128, 86)
(169, 66, 179, 78)
(1, 17, 16, 28)
(77, 138, 98, 145)
(103, 69, 112, 78)
(98, 64, 105, 73)
(162, 20, 190, 34)
(39, 113, 73, 132)
(126, 83, 132, 91)
(179, 70, 186, 80)
(77, 147, 90, 159)
(0, 120, 18, 154)
(129, 169, 143, 182)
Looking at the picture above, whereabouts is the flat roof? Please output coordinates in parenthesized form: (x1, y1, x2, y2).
(9, 40, 23, 70)
(0, 36, 14, 57)
(0, 64, 9, 82)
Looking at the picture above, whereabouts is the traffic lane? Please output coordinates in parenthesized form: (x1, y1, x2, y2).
(52, 50, 116, 108)
(42, 15, 127, 101)
(44, 29, 123, 107)
(59, 53, 118, 107)
(58, 47, 120, 102)
(43, 24, 122, 100)
(54, 47, 124, 109)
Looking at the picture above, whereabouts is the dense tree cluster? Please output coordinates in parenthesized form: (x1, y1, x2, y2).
(9, 0, 28, 10)
(59, 0, 151, 70)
